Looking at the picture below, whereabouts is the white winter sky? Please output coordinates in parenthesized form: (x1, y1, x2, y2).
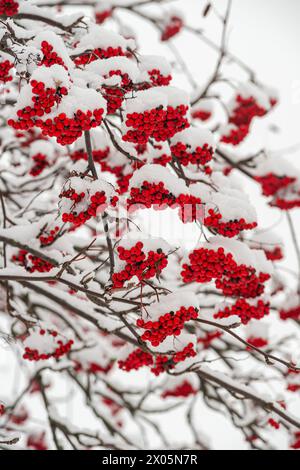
(1, 0, 300, 450)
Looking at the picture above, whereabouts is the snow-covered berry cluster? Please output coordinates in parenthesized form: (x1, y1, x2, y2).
(23, 328, 74, 361)
(214, 298, 270, 325)
(112, 239, 169, 288)
(0, 0, 19, 16)
(60, 175, 117, 227)
(182, 237, 272, 299)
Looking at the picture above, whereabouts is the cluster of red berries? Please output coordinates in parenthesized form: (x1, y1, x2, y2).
(170, 142, 214, 167)
(0, 59, 13, 82)
(161, 380, 197, 398)
(23, 329, 74, 361)
(95, 8, 113, 24)
(73, 359, 112, 375)
(119, 342, 196, 375)
(0, 404, 5, 416)
(230, 95, 267, 128)
(112, 242, 168, 288)
(38, 108, 105, 145)
(136, 306, 198, 347)
(264, 246, 283, 261)
(60, 187, 115, 227)
(204, 209, 257, 238)
(214, 298, 270, 324)
(9, 407, 29, 425)
(221, 124, 250, 146)
(118, 348, 153, 372)
(39, 226, 60, 246)
(161, 16, 183, 42)
(128, 181, 202, 223)
(192, 108, 212, 122)
(255, 173, 296, 197)
(74, 46, 126, 67)
(128, 181, 176, 209)
(246, 336, 268, 349)
(152, 105, 190, 142)
(222, 94, 267, 145)
(147, 69, 172, 87)
(268, 418, 280, 430)
(197, 330, 222, 349)
(12, 250, 54, 273)
(103, 86, 124, 115)
(40, 41, 66, 68)
(280, 305, 300, 321)
(117, 172, 132, 195)
(31, 79, 68, 115)
(0, 0, 19, 16)
(102, 70, 133, 114)
(30, 152, 50, 176)
(8, 80, 68, 131)
(216, 269, 270, 299)
(27, 432, 47, 451)
(272, 195, 300, 210)
(182, 246, 235, 284)
(177, 194, 203, 223)
(287, 369, 300, 393)
(182, 246, 270, 298)
(290, 432, 300, 450)
(123, 105, 189, 145)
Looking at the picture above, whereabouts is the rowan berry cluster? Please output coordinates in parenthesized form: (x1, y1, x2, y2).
(280, 305, 300, 321)
(136, 306, 198, 347)
(255, 173, 296, 197)
(74, 360, 112, 375)
(40, 41, 66, 68)
(182, 246, 270, 298)
(0, 404, 5, 416)
(8, 79, 68, 130)
(221, 124, 249, 146)
(39, 226, 60, 246)
(214, 298, 270, 324)
(118, 348, 153, 372)
(123, 105, 189, 145)
(95, 8, 113, 24)
(119, 342, 196, 375)
(221, 94, 267, 145)
(128, 181, 202, 223)
(264, 246, 283, 261)
(287, 369, 300, 393)
(0, 59, 13, 82)
(0, 0, 19, 16)
(161, 380, 197, 398)
(161, 16, 184, 42)
(60, 186, 116, 227)
(37, 108, 105, 146)
(12, 250, 54, 273)
(75, 46, 126, 67)
(147, 69, 172, 87)
(27, 432, 47, 451)
(192, 108, 212, 122)
(30, 152, 50, 176)
(291, 432, 300, 450)
(246, 336, 268, 349)
(197, 331, 223, 349)
(23, 329, 74, 361)
(10, 407, 29, 425)
(112, 242, 168, 288)
(170, 141, 214, 167)
(204, 209, 257, 238)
